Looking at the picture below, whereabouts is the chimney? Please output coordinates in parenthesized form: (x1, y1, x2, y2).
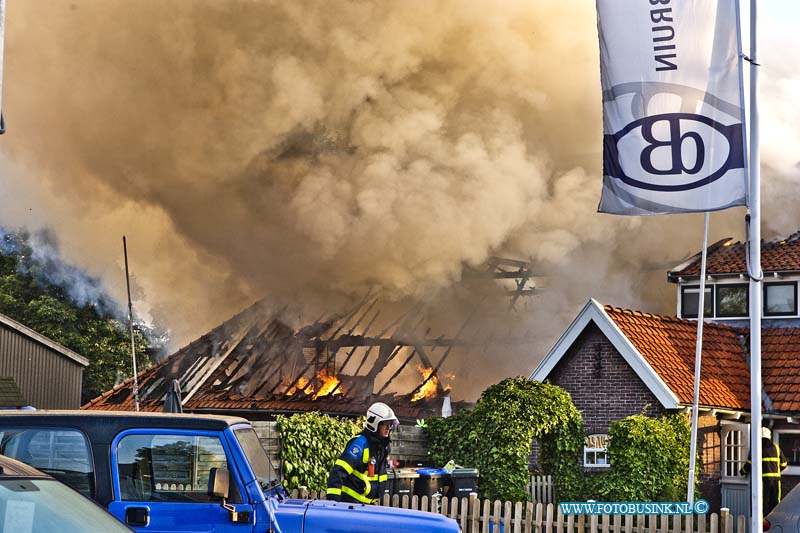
(441, 395, 452, 418)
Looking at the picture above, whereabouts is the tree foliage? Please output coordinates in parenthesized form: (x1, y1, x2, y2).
(0, 228, 156, 403)
(424, 377, 585, 502)
(277, 411, 362, 491)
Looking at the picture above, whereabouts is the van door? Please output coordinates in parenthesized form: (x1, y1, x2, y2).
(107, 430, 253, 533)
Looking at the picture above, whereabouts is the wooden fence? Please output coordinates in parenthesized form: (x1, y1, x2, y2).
(528, 475, 554, 504)
(288, 488, 744, 533)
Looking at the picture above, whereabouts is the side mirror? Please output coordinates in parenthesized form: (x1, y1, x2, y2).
(208, 467, 230, 500)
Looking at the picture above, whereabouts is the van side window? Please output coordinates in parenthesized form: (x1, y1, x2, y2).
(116, 434, 238, 503)
(0, 428, 94, 498)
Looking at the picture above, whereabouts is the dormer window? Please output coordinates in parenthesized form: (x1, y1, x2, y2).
(765, 282, 797, 316)
(681, 285, 713, 318)
(679, 281, 799, 319)
(716, 284, 748, 317)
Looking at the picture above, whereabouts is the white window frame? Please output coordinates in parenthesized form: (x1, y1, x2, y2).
(720, 422, 748, 483)
(584, 434, 610, 468)
(773, 429, 800, 476)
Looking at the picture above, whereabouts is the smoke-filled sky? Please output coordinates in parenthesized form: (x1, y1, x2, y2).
(1, 1, 799, 398)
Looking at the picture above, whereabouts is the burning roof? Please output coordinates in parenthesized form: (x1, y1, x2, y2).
(83, 284, 539, 420)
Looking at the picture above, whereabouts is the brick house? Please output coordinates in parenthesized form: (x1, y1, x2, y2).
(529, 231, 800, 518)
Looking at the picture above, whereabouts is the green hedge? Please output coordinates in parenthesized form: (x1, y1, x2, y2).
(277, 411, 362, 491)
(424, 377, 584, 502)
(585, 413, 694, 502)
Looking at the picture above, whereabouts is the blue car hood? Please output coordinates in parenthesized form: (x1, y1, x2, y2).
(279, 498, 460, 533)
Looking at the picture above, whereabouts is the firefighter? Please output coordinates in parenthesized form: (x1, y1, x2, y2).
(326, 402, 398, 504)
(741, 426, 788, 516)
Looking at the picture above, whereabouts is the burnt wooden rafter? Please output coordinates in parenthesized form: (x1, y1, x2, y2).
(462, 256, 536, 310)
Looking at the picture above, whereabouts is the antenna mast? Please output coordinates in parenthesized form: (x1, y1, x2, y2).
(123, 236, 140, 412)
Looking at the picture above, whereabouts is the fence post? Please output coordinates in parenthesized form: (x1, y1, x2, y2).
(720, 509, 731, 533)
(736, 514, 746, 533)
(459, 496, 472, 531)
(469, 493, 480, 533)
(545, 503, 554, 533)
(299, 486, 308, 499)
(513, 501, 523, 533)
(483, 498, 492, 533)
(709, 513, 718, 533)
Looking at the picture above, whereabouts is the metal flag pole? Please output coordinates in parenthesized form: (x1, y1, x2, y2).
(747, 0, 763, 531)
(0, 0, 7, 133)
(687, 211, 710, 504)
(123, 236, 141, 412)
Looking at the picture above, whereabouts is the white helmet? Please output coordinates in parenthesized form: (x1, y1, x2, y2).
(762, 426, 772, 440)
(364, 402, 399, 433)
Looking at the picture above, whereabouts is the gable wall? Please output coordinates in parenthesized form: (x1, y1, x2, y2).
(547, 322, 664, 432)
(545, 322, 722, 509)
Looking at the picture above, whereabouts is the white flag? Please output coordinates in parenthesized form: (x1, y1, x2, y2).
(597, 1, 746, 215)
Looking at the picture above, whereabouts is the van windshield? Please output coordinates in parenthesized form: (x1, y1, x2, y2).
(233, 428, 281, 490)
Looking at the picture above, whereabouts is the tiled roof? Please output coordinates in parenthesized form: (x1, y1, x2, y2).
(604, 306, 750, 409)
(670, 232, 800, 278)
(762, 328, 800, 413)
(83, 389, 436, 420)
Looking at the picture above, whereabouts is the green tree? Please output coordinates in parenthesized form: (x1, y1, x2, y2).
(0, 228, 156, 403)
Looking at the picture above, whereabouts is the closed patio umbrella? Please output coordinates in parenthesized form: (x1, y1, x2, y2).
(163, 379, 183, 413)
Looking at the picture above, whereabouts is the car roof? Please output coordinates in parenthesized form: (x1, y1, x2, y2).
(0, 454, 51, 478)
(0, 410, 250, 437)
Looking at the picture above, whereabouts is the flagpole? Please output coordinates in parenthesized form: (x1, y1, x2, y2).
(748, 0, 763, 531)
(687, 212, 710, 504)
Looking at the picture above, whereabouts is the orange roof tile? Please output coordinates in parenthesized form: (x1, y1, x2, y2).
(762, 328, 800, 413)
(671, 232, 800, 278)
(604, 306, 750, 409)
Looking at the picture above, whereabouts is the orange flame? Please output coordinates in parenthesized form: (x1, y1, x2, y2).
(313, 368, 342, 399)
(412, 366, 441, 402)
(287, 376, 312, 396)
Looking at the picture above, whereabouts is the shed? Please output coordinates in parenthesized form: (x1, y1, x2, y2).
(0, 312, 89, 409)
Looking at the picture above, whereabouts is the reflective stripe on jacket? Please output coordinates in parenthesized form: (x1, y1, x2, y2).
(326, 433, 389, 504)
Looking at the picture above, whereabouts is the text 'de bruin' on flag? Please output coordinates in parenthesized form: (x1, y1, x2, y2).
(596, 0, 747, 215)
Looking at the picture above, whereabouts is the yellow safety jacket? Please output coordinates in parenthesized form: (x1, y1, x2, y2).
(742, 439, 789, 500)
(326, 432, 389, 504)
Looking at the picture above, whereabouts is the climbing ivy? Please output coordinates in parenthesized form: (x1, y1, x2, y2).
(277, 412, 362, 491)
(424, 377, 585, 502)
(587, 413, 694, 502)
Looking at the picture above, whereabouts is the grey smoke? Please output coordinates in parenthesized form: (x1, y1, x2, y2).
(0, 1, 797, 398)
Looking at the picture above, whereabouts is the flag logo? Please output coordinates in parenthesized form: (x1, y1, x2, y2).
(596, 1, 747, 215)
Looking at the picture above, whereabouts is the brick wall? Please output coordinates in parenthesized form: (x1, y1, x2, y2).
(547, 323, 665, 431)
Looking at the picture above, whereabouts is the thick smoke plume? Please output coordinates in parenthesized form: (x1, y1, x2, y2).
(0, 2, 798, 398)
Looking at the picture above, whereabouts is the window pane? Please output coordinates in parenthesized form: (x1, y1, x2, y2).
(0, 429, 94, 498)
(722, 428, 745, 479)
(716, 285, 748, 317)
(117, 434, 230, 502)
(681, 286, 713, 318)
(765, 283, 796, 315)
(778, 433, 800, 467)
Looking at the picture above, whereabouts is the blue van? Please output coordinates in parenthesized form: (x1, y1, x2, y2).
(0, 410, 460, 532)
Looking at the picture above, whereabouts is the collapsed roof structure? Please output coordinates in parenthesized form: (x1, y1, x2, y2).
(84, 258, 541, 421)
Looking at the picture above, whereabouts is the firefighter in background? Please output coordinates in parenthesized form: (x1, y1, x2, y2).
(327, 402, 398, 504)
(741, 426, 788, 516)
